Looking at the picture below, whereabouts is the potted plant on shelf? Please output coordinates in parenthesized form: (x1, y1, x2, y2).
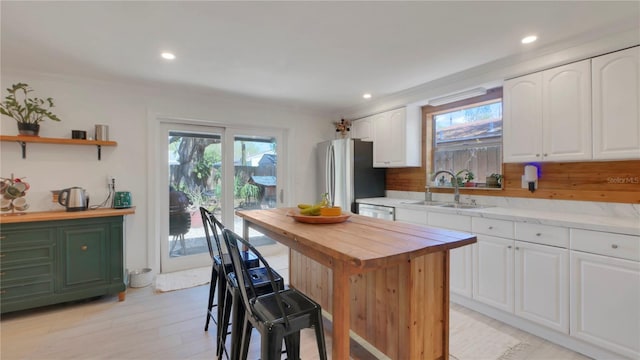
(0, 83, 61, 136)
(455, 169, 475, 187)
(486, 173, 503, 188)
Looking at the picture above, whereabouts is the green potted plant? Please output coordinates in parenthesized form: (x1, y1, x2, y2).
(455, 169, 475, 187)
(486, 173, 503, 188)
(0, 83, 61, 136)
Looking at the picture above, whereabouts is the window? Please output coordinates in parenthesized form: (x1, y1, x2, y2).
(427, 89, 503, 188)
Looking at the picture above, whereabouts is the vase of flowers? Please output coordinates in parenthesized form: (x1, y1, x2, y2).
(0, 83, 61, 136)
(334, 118, 351, 138)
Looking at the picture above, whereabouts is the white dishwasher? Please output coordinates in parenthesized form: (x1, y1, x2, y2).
(357, 203, 395, 221)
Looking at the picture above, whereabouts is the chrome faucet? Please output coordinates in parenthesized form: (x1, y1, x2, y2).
(433, 170, 460, 204)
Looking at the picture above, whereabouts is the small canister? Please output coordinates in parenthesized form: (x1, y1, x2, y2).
(113, 191, 132, 208)
(95, 124, 109, 141)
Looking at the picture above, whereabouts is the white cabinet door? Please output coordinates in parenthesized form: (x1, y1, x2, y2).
(451, 244, 473, 298)
(570, 251, 640, 359)
(542, 60, 592, 161)
(373, 111, 395, 166)
(514, 241, 569, 333)
(351, 117, 373, 141)
(373, 108, 405, 167)
(428, 212, 473, 298)
(503, 72, 543, 162)
(372, 107, 421, 167)
(473, 235, 514, 312)
(592, 46, 640, 160)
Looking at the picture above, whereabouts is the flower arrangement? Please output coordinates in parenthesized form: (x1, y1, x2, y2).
(334, 118, 351, 136)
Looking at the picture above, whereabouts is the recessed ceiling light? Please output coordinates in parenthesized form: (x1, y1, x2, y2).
(363, 93, 372, 99)
(521, 35, 537, 44)
(161, 52, 176, 60)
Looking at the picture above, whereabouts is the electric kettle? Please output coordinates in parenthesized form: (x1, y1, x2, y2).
(58, 187, 88, 211)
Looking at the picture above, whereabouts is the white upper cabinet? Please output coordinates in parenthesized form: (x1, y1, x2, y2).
(543, 60, 592, 161)
(372, 107, 421, 167)
(504, 60, 591, 162)
(592, 46, 640, 160)
(350, 116, 373, 142)
(503, 72, 543, 162)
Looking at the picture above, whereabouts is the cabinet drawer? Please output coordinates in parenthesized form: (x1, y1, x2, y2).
(0, 244, 55, 267)
(1, 279, 54, 300)
(428, 212, 471, 232)
(1, 263, 53, 281)
(571, 229, 639, 261)
(472, 218, 514, 238)
(396, 208, 427, 225)
(0, 228, 55, 244)
(515, 223, 569, 248)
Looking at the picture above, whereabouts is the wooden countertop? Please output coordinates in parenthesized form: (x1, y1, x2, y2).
(0, 207, 135, 224)
(237, 207, 476, 272)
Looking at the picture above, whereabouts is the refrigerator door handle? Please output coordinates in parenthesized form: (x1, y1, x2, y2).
(329, 144, 336, 207)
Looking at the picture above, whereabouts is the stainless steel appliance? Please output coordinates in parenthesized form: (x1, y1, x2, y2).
(58, 187, 88, 211)
(317, 138, 385, 213)
(357, 203, 395, 220)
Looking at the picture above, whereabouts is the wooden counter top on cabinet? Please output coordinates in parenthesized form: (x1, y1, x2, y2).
(0, 207, 135, 224)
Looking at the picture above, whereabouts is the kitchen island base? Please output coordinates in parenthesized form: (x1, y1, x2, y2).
(290, 249, 450, 359)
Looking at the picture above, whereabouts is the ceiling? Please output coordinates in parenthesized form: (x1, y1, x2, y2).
(1, 1, 639, 114)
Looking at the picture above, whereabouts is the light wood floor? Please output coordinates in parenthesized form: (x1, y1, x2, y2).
(1, 284, 592, 360)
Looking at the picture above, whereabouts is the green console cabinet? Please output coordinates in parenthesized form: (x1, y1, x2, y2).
(1, 212, 130, 313)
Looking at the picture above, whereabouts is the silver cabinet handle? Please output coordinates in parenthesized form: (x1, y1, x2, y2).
(515, 247, 520, 250)
(536, 233, 541, 236)
(488, 226, 493, 230)
(611, 244, 619, 249)
(507, 245, 512, 249)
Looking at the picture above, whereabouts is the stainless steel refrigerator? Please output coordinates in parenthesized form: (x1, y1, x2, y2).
(317, 138, 386, 213)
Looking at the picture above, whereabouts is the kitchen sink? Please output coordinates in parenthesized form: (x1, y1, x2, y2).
(402, 200, 448, 206)
(435, 203, 486, 209)
(401, 200, 488, 209)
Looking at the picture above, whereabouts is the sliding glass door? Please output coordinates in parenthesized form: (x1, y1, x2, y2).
(157, 121, 285, 273)
(159, 122, 224, 272)
(230, 133, 279, 245)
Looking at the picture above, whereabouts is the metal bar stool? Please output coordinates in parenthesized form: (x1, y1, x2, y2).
(223, 229, 328, 360)
(200, 207, 282, 359)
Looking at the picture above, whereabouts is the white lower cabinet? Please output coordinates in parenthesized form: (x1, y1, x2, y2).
(450, 243, 473, 298)
(428, 212, 473, 297)
(473, 220, 569, 333)
(570, 251, 640, 359)
(473, 235, 514, 313)
(514, 241, 569, 333)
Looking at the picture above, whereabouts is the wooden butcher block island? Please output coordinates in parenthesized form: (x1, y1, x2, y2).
(237, 207, 477, 359)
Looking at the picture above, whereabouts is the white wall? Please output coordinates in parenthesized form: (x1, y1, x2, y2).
(0, 70, 334, 271)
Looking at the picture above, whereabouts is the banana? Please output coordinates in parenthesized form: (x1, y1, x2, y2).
(300, 205, 321, 216)
(297, 203, 312, 209)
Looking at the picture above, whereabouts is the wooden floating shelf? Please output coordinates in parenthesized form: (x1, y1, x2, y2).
(0, 135, 117, 160)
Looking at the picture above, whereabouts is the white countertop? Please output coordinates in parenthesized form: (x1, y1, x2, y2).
(357, 197, 640, 236)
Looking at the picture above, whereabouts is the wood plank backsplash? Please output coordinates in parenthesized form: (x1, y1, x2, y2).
(386, 160, 640, 204)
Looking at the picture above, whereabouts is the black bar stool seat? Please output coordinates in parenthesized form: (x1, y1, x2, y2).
(223, 228, 327, 360)
(200, 207, 283, 360)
